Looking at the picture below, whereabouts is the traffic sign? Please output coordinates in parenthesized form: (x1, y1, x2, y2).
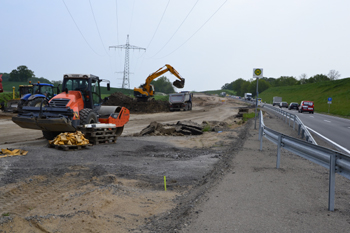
(328, 97, 332, 101)
(328, 101, 332, 104)
(253, 68, 263, 78)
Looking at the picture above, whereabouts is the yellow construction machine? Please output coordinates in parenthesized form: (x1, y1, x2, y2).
(133, 64, 185, 101)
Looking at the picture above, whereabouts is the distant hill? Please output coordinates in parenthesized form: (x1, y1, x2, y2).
(259, 78, 350, 117)
(194, 89, 236, 96)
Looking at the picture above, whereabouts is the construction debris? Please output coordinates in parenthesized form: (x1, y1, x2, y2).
(0, 148, 28, 158)
(49, 131, 89, 146)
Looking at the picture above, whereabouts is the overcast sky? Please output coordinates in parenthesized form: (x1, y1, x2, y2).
(1, 0, 349, 91)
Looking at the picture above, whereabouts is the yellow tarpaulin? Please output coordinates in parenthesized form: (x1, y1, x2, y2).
(0, 148, 28, 158)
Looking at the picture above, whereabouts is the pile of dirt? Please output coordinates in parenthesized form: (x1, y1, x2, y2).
(136, 119, 240, 136)
(103, 92, 170, 113)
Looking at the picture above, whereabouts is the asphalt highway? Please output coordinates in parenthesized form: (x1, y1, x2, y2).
(272, 105, 350, 154)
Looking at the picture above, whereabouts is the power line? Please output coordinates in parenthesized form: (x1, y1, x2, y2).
(153, 0, 229, 59)
(61, 0, 102, 56)
(147, 0, 200, 58)
(89, 0, 110, 56)
(128, 0, 136, 35)
(145, 0, 171, 49)
(115, 0, 119, 45)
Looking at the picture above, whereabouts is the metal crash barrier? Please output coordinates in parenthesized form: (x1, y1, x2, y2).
(262, 104, 317, 144)
(259, 110, 350, 211)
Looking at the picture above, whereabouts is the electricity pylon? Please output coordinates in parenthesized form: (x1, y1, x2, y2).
(109, 35, 146, 89)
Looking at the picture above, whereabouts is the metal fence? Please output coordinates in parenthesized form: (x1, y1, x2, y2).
(259, 110, 350, 211)
(262, 104, 317, 145)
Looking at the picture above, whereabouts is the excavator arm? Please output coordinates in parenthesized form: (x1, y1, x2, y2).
(134, 64, 185, 101)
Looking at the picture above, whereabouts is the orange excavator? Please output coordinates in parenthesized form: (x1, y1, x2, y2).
(12, 74, 130, 140)
(133, 64, 185, 101)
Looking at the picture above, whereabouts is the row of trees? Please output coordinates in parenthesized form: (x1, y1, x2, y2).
(4, 66, 174, 94)
(222, 70, 341, 97)
(1, 65, 61, 86)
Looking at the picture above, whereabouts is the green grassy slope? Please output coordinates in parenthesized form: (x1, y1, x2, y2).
(259, 78, 350, 117)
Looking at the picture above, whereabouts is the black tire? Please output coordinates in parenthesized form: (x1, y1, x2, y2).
(80, 108, 98, 125)
(30, 98, 48, 107)
(42, 131, 60, 140)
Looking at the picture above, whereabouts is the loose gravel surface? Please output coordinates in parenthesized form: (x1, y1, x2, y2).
(0, 94, 249, 232)
(1, 95, 349, 233)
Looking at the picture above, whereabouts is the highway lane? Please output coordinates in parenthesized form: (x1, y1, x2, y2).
(272, 105, 350, 153)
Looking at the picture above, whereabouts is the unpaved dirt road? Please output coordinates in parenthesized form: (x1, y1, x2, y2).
(3, 94, 349, 233)
(0, 94, 248, 232)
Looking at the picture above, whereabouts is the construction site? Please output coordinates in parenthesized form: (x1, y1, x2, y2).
(0, 90, 252, 232)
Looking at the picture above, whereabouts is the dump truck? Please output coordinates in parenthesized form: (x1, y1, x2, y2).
(273, 96, 282, 106)
(12, 74, 130, 140)
(134, 64, 185, 101)
(169, 91, 193, 111)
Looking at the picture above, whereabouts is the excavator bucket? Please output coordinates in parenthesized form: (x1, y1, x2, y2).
(173, 79, 185, 89)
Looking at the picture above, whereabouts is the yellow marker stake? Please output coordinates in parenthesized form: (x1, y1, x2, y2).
(164, 176, 167, 191)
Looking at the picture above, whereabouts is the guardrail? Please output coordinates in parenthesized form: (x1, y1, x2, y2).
(258, 110, 350, 211)
(262, 104, 317, 145)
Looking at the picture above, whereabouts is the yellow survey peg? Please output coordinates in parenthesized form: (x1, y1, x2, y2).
(164, 176, 167, 191)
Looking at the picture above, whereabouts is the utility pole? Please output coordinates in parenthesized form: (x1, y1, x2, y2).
(109, 35, 146, 89)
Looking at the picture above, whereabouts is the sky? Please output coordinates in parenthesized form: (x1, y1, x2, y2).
(1, 0, 350, 92)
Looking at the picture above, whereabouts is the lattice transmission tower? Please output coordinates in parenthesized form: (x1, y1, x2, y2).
(109, 35, 146, 89)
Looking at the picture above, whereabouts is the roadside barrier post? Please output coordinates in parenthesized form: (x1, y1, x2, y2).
(276, 135, 282, 169)
(293, 115, 296, 130)
(329, 154, 336, 211)
(298, 124, 301, 135)
(288, 114, 291, 127)
(259, 127, 263, 151)
(301, 129, 305, 139)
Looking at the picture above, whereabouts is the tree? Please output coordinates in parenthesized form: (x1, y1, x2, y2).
(307, 74, 329, 83)
(274, 76, 298, 86)
(298, 73, 307, 84)
(327, 70, 341, 80)
(9, 65, 35, 82)
(151, 76, 175, 94)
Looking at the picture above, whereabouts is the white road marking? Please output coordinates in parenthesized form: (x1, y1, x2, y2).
(309, 116, 314, 118)
(306, 126, 350, 155)
(324, 120, 331, 123)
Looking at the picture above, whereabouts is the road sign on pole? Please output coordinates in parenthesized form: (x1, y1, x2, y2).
(328, 97, 332, 113)
(253, 68, 263, 129)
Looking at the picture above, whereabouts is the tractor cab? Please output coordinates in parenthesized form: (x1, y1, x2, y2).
(32, 83, 55, 99)
(61, 74, 110, 109)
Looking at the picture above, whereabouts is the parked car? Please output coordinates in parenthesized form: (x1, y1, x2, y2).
(288, 102, 299, 110)
(279, 102, 288, 108)
(298, 101, 314, 114)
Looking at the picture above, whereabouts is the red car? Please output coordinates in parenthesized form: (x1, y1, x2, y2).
(298, 101, 314, 114)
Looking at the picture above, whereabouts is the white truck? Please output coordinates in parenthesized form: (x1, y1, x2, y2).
(244, 93, 252, 101)
(273, 96, 282, 106)
(169, 91, 193, 111)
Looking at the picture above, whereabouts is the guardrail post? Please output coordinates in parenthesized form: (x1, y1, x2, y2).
(276, 135, 282, 169)
(301, 129, 305, 139)
(293, 115, 296, 130)
(328, 154, 336, 211)
(259, 127, 263, 151)
(288, 114, 291, 127)
(298, 124, 301, 135)
(305, 135, 309, 142)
